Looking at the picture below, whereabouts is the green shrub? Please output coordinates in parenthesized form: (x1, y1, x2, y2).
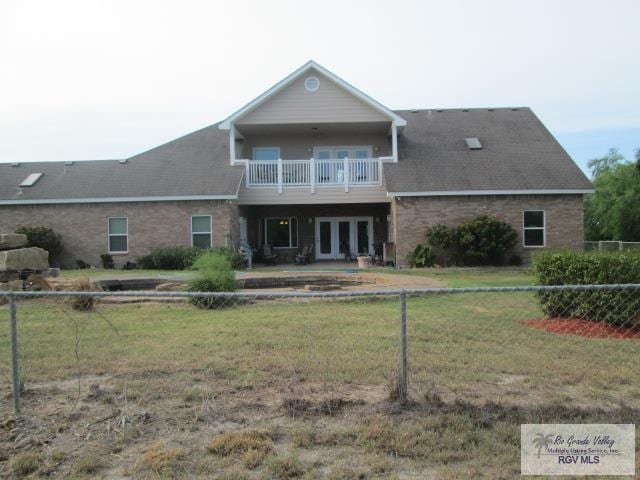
(137, 246, 202, 270)
(137, 246, 246, 270)
(100, 254, 115, 269)
(533, 250, 640, 326)
(425, 216, 518, 266)
(187, 252, 236, 309)
(211, 247, 247, 270)
(406, 244, 434, 268)
(16, 226, 63, 266)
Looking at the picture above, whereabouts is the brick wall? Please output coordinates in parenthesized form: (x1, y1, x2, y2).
(0, 200, 239, 268)
(392, 194, 585, 266)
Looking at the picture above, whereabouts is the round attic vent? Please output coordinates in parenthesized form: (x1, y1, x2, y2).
(304, 76, 320, 92)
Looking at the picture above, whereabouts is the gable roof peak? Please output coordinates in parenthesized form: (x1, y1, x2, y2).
(219, 60, 406, 130)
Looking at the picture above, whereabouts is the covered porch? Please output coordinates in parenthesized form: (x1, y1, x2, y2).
(239, 203, 391, 264)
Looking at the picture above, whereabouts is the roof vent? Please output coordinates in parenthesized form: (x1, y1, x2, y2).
(10, 162, 20, 167)
(20, 173, 43, 187)
(304, 76, 320, 92)
(118, 159, 128, 164)
(65, 161, 74, 166)
(465, 138, 483, 150)
(410, 109, 420, 113)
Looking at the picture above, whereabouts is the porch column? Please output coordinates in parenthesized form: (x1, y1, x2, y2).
(277, 158, 283, 194)
(310, 157, 315, 194)
(343, 157, 349, 193)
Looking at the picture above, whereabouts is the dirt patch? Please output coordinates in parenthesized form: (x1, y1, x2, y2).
(523, 317, 640, 340)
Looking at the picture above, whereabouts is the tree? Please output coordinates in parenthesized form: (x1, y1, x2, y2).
(585, 148, 640, 241)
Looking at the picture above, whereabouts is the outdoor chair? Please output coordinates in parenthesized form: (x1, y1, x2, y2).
(294, 244, 313, 265)
(262, 244, 277, 265)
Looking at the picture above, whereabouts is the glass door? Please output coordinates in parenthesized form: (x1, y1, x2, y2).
(356, 220, 371, 255)
(316, 219, 334, 260)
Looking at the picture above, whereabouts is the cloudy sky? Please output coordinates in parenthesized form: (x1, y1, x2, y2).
(1, 0, 638, 175)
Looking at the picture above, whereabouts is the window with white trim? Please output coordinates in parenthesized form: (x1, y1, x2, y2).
(191, 215, 212, 249)
(264, 217, 298, 248)
(523, 210, 545, 247)
(253, 147, 280, 161)
(108, 217, 128, 253)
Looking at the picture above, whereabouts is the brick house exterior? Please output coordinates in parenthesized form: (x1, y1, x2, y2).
(391, 194, 584, 265)
(0, 61, 593, 268)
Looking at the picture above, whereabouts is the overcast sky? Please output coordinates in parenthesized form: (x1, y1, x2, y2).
(1, 0, 638, 175)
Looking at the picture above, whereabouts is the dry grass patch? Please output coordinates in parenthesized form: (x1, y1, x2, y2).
(208, 429, 275, 457)
(9, 451, 41, 477)
(134, 442, 187, 475)
(325, 465, 367, 480)
(265, 453, 307, 479)
(290, 423, 315, 448)
(241, 448, 267, 469)
(282, 396, 361, 417)
(73, 452, 105, 475)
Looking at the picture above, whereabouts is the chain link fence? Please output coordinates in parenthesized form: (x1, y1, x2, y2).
(1, 285, 639, 476)
(585, 240, 640, 252)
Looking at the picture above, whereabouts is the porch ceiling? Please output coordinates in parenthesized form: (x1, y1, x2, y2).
(235, 121, 390, 136)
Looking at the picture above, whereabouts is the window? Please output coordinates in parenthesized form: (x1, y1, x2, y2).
(191, 215, 212, 249)
(253, 147, 280, 161)
(264, 217, 298, 248)
(313, 146, 372, 159)
(523, 210, 545, 247)
(108, 217, 128, 253)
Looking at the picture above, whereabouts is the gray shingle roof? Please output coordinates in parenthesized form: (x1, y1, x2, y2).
(384, 107, 593, 194)
(0, 124, 244, 202)
(0, 107, 592, 203)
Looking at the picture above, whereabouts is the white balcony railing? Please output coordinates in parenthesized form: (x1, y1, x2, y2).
(246, 158, 382, 192)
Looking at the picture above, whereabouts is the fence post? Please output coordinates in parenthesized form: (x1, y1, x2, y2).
(9, 295, 20, 414)
(399, 291, 408, 404)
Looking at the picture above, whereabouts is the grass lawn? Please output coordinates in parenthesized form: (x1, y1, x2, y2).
(370, 266, 534, 287)
(1, 272, 638, 478)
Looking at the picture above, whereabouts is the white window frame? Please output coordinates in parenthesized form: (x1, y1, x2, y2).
(107, 217, 128, 254)
(312, 146, 372, 159)
(263, 217, 298, 249)
(523, 210, 546, 248)
(191, 215, 213, 249)
(252, 147, 280, 160)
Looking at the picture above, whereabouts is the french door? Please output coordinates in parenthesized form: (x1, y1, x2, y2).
(315, 217, 373, 260)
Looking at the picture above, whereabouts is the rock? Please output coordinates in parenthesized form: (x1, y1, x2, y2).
(8, 280, 23, 291)
(0, 247, 49, 271)
(0, 234, 27, 251)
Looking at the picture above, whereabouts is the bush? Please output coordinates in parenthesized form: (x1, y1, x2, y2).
(137, 246, 202, 270)
(211, 247, 247, 270)
(187, 252, 236, 309)
(100, 254, 115, 269)
(15, 226, 63, 266)
(425, 216, 518, 266)
(406, 244, 434, 268)
(137, 246, 247, 271)
(533, 250, 640, 326)
(68, 277, 102, 311)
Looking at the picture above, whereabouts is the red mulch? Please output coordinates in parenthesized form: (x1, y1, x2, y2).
(522, 317, 640, 340)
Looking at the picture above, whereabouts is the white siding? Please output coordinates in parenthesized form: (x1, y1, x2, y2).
(237, 69, 388, 125)
(238, 184, 389, 205)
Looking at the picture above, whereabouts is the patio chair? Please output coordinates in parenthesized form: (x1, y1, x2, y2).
(294, 244, 313, 265)
(262, 244, 278, 265)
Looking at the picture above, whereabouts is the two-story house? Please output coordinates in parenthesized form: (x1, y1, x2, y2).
(0, 61, 593, 267)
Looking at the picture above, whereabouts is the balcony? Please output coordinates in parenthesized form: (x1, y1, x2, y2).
(245, 158, 382, 193)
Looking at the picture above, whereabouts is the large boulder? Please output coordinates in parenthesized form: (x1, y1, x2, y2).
(0, 247, 49, 271)
(0, 234, 27, 251)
